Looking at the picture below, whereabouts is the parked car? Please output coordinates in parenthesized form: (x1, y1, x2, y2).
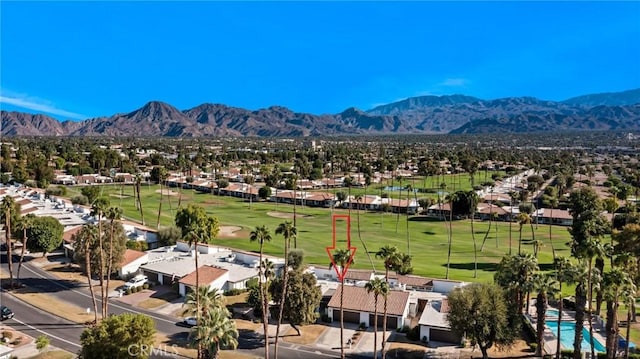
(1, 306, 14, 320)
(123, 275, 148, 290)
(183, 316, 197, 327)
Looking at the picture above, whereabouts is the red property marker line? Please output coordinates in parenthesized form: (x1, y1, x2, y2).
(326, 214, 357, 281)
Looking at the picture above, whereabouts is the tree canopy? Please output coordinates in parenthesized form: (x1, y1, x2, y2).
(447, 282, 513, 359)
(26, 216, 64, 255)
(79, 313, 156, 359)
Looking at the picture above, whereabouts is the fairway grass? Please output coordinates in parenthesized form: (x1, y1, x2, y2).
(66, 183, 575, 282)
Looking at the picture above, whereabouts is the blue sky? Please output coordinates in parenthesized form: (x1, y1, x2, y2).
(1, 1, 639, 120)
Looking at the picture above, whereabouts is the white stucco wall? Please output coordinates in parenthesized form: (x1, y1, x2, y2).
(119, 254, 149, 278)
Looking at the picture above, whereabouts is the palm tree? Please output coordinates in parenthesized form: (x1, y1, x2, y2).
(375, 245, 400, 359)
(554, 257, 572, 359)
(250, 225, 272, 359)
(331, 248, 354, 359)
(182, 286, 226, 319)
(365, 278, 389, 359)
(395, 176, 403, 233)
(602, 268, 633, 359)
(444, 191, 454, 279)
(74, 224, 100, 324)
(532, 273, 559, 357)
(91, 197, 109, 317)
(548, 187, 559, 259)
(354, 194, 376, 272)
(104, 206, 122, 317)
(1, 196, 17, 288)
(405, 184, 412, 255)
(190, 307, 239, 359)
(516, 212, 531, 255)
(135, 174, 145, 225)
(15, 213, 35, 284)
(274, 221, 296, 359)
(466, 190, 479, 278)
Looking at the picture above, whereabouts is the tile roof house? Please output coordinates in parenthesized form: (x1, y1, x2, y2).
(418, 298, 462, 344)
(327, 285, 410, 329)
(178, 265, 229, 296)
(119, 249, 149, 278)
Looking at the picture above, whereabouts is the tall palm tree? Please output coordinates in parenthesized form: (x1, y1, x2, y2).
(466, 190, 479, 278)
(554, 257, 572, 359)
(405, 184, 412, 255)
(532, 273, 559, 357)
(444, 191, 454, 279)
(73, 224, 100, 324)
(354, 194, 376, 272)
(516, 212, 531, 255)
(135, 174, 145, 225)
(274, 221, 296, 359)
(375, 245, 400, 359)
(1, 196, 17, 288)
(548, 187, 559, 259)
(365, 277, 389, 359)
(104, 206, 122, 317)
(15, 213, 35, 284)
(250, 225, 272, 359)
(602, 268, 633, 359)
(91, 197, 109, 317)
(395, 176, 403, 233)
(332, 248, 354, 359)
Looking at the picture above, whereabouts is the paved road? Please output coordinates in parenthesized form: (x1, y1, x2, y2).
(1, 254, 340, 358)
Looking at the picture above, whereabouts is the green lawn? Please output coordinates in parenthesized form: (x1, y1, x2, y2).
(66, 181, 574, 283)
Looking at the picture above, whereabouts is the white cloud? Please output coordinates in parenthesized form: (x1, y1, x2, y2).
(0, 91, 87, 119)
(438, 78, 469, 87)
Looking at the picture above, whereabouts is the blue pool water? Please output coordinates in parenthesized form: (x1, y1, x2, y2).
(547, 321, 606, 353)
(546, 309, 559, 318)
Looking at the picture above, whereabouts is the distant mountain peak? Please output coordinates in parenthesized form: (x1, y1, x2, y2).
(1, 88, 639, 136)
(562, 88, 640, 107)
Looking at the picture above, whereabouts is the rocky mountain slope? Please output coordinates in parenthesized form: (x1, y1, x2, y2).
(1, 89, 639, 137)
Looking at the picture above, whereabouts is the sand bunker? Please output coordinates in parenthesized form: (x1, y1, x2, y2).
(218, 226, 243, 238)
(155, 189, 179, 196)
(266, 211, 313, 219)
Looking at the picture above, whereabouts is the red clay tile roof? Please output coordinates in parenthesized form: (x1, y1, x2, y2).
(63, 226, 84, 244)
(120, 249, 148, 266)
(344, 269, 373, 281)
(327, 285, 409, 316)
(179, 265, 228, 287)
(397, 275, 433, 288)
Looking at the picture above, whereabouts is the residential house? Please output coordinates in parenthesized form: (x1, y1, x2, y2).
(178, 265, 229, 296)
(327, 285, 410, 329)
(119, 249, 149, 278)
(418, 298, 462, 344)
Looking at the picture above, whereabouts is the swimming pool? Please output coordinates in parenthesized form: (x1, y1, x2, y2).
(547, 321, 606, 353)
(546, 309, 559, 318)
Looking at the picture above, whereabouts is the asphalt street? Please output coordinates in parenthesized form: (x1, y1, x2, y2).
(1, 254, 340, 358)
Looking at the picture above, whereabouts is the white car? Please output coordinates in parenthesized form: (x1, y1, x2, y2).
(123, 275, 148, 290)
(183, 317, 197, 327)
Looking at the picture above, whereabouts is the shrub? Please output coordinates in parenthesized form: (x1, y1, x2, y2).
(225, 288, 244, 296)
(36, 335, 50, 352)
(142, 283, 149, 290)
(560, 349, 574, 359)
(125, 288, 132, 295)
(321, 314, 331, 323)
(397, 325, 410, 333)
(358, 322, 367, 330)
(406, 326, 420, 341)
(529, 343, 537, 352)
(147, 282, 154, 289)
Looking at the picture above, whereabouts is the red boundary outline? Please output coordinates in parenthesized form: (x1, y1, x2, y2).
(326, 214, 357, 281)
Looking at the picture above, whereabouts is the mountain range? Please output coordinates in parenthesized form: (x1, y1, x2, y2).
(1, 88, 639, 137)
